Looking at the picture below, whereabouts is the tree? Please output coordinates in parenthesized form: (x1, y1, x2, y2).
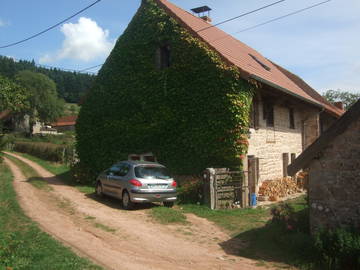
(323, 90, 360, 110)
(15, 71, 64, 132)
(0, 75, 29, 118)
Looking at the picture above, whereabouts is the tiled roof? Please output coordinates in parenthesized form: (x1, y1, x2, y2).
(52, 115, 77, 127)
(155, 0, 343, 117)
(272, 62, 344, 117)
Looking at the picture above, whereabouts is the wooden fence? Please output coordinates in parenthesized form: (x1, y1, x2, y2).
(203, 168, 249, 209)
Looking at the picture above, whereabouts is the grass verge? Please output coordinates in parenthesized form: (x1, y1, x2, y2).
(9, 152, 94, 194)
(0, 161, 101, 270)
(3, 153, 52, 191)
(150, 206, 188, 225)
(181, 196, 319, 269)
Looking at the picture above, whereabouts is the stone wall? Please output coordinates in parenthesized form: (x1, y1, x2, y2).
(303, 111, 320, 149)
(248, 95, 319, 183)
(309, 117, 360, 229)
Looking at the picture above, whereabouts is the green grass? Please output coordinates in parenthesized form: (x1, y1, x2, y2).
(181, 204, 269, 235)
(83, 216, 116, 233)
(0, 161, 101, 270)
(10, 152, 94, 195)
(3, 153, 52, 191)
(94, 223, 116, 233)
(181, 196, 319, 269)
(13, 132, 75, 146)
(150, 206, 188, 225)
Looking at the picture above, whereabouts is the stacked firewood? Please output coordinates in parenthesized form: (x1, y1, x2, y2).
(258, 177, 302, 201)
(295, 171, 308, 190)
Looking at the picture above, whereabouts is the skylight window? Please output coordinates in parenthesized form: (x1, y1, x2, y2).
(249, 54, 271, 71)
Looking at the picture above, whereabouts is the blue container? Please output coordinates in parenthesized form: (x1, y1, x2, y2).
(250, 193, 257, 206)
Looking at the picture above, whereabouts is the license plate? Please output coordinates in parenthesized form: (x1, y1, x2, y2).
(148, 184, 167, 189)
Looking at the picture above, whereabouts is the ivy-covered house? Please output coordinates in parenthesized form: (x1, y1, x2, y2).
(76, 0, 343, 190)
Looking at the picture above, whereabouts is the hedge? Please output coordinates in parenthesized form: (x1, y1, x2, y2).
(76, 0, 254, 180)
(13, 141, 75, 164)
(314, 227, 360, 269)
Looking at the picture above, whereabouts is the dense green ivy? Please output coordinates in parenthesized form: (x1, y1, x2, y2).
(76, 0, 254, 179)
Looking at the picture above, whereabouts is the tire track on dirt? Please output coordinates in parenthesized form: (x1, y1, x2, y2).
(3, 151, 274, 270)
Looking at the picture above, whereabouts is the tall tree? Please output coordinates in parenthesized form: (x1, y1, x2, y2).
(0, 75, 29, 118)
(15, 71, 64, 132)
(0, 55, 96, 103)
(323, 89, 360, 110)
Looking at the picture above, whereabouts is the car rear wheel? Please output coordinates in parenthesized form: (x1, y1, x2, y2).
(163, 202, 174, 208)
(122, 191, 134, 210)
(96, 182, 103, 197)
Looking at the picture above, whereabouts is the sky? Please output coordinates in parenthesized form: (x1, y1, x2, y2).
(0, 0, 359, 93)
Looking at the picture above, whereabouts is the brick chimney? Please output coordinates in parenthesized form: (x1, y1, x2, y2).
(191, 6, 212, 23)
(334, 102, 344, 110)
(200, 15, 212, 23)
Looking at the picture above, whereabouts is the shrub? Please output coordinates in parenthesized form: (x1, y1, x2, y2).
(0, 134, 15, 151)
(314, 227, 360, 270)
(271, 202, 299, 232)
(176, 178, 202, 204)
(70, 162, 95, 185)
(13, 141, 75, 164)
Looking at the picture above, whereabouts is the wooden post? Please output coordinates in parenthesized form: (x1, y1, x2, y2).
(283, 153, 289, 177)
(203, 168, 216, 210)
(242, 157, 249, 207)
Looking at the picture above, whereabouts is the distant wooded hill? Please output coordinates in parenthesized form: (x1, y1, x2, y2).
(0, 55, 96, 103)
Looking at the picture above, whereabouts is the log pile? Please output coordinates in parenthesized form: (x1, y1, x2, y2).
(295, 171, 308, 190)
(258, 177, 303, 201)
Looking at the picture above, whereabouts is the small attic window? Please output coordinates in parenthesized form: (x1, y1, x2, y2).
(156, 45, 171, 69)
(249, 54, 271, 71)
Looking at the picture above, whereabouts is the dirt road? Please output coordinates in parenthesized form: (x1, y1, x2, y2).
(3, 152, 271, 270)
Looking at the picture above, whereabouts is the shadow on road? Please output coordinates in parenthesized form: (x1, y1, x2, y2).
(218, 208, 317, 268)
(85, 192, 157, 211)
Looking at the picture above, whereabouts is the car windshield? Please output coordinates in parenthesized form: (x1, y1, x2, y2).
(134, 166, 171, 179)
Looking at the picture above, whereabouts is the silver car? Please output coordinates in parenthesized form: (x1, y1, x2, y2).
(96, 161, 177, 209)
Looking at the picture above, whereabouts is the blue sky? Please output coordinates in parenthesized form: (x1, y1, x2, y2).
(0, 0, 359, 93)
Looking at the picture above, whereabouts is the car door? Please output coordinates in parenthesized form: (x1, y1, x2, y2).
(104, 165, 122, 196)
(109, 163, 130, 198)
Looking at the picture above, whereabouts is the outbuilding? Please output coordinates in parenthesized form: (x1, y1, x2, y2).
(288, 100, 360, 230)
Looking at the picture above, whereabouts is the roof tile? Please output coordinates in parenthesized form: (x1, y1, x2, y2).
(155, 0, 342, 117)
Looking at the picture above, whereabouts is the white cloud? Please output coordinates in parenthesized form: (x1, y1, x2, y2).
(0, 18, 6, 27)
(40, 17, 115, 63)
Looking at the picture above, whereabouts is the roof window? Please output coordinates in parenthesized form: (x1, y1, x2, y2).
(249, 54, 271, 71)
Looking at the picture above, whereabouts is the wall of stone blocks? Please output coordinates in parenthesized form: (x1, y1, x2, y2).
(248, 97, 319, 183)
(309, 117, 360, 229)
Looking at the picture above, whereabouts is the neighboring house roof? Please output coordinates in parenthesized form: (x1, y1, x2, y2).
(288, 99, 360, 176)
(0, 110, 11, 120)
(155, 0, 342, 117)
(52, 115, 77, 127)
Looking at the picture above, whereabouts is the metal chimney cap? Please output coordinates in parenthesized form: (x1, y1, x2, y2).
(191, 6, 212, 14)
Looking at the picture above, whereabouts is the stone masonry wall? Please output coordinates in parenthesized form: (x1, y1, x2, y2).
(309, 117, 360, 229)
(248, 97, 319, 183)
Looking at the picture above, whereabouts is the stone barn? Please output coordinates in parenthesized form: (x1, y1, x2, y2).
(288, 99, 360, 230)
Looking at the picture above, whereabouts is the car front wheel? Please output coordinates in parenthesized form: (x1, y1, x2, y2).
(122, 191, 134, 210)
(96, 182, 104, 197)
